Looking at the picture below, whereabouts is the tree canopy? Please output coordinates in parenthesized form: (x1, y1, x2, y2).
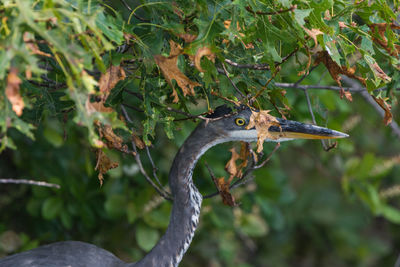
(1, 0, 400, 266)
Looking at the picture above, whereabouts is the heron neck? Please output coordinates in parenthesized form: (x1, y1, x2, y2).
(133, 122, 223, 267)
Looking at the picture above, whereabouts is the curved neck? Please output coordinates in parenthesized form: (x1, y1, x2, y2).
(133, 122, 224, 267)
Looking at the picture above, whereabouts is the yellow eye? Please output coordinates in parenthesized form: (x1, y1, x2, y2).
(235, 118, 246, 126)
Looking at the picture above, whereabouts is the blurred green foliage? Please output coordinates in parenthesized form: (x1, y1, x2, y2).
(1, 0, 400, 266)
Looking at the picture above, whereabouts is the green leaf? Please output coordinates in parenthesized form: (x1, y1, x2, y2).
(277, 0, 292, 8)
(240, 214, 269, 237)
(361, 36, 375, 55)
(323, 35, 341, 65)
(104, 195, 127, 218)
(127, 202, 138, 224)
(43, 125, 64, 148)
(42, 197, 63, 220)
(60, 212, 73, 229)
(294, 9, 313, 27)
(136, 224, 159, 251)
(143, 203, 170, 229)
(381, 205, 400, 224)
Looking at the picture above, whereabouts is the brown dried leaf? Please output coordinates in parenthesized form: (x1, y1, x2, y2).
(369, 23, 400, 57)
(372, 96, 392, 125)
(99, 65, 126, 97)
(95, 149, 119, 185)
(87, 66, 126, 114)
(303, 28, 323, 48)
(177, 33, 197, 43)
(343, 90, 353, 101)
(225, 147, 241, 180)
(216, 177, 237, 206)
(6, 68, 24, 116)
(23, 32, 52, 58)
(25, 67, 32, 79)
(98, 124, 128, 152)
(132, 132, 145, 149)
(238, 142, 250, 169)
(315, 51, 366, 101)
(194, 46, 216, 72)
(123, 33, 136, 44)
(338, 22, 348, 29)
(324, 10, 332, 20)
(246, 110, 280, 153)
(154, 40, 200, 103)
(223, 20, 254, 49)
(371, 62, 391, 82)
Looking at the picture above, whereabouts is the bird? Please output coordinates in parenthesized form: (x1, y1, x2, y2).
(0, 105, 348, 267)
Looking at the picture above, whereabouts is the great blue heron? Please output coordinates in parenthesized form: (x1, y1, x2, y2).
(0, 105, 348, 267)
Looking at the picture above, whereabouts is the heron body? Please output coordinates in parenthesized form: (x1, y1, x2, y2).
(0, 106, 348, 267)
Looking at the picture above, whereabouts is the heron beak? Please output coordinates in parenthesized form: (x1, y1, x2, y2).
(268, 118, 349, 140)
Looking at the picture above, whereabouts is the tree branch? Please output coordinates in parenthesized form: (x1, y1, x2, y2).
(341, 76, 400, 140)
(245, 5, 296, 16)
(119, 0, 149, 22)
(224, 48, 298, 71)
(121, 105, 172, 201)
(0, 178, 60, 189)
(221, 62, 245, 99)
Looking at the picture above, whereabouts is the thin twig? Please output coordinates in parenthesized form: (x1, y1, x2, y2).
(211, 90, 241, 105)
(124, 89, 144, 100)
(275, 82, 364, 92)
(203, 143, 280, 199)
(245, 5, 296, 16)
(276, 82, 398, 92)
(28, 80, 67, 90)
(252, 143, 280, 169)
(145, 146, 164, 189)
(251, 67, 280, 100)
(221, 62, 245, 99)
(0, 178, 60, 189)
(121, 105, 172, 201)
(205, 162, 220, 193)
(119, 0, 149, 22)
(224, 48, 298, 71)
(342, 76, 400, 140)
(122, 102, 144, 112)
(294, 65, 319, 86)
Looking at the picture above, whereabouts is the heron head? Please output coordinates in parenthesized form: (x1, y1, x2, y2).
(207, 105, 349, 143)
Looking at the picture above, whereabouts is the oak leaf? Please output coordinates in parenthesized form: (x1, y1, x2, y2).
(154, 40, 200, 103)
(372, 96, 392, 125)
(315, 51, 366, 101)
(216, 177, 237, 206)
(177, 33, 197, 43)
(303, 28, 323, 48)
(223, 20, 254, 49)
(98, 124, 128, 152)
(369, 23, 400, 57)
(86, 66, 126, 114)
(238, 141, 250, 170)
(246, 110, 280, 153)
(338, 22, 348, 29)
(99, 65, 126, 99)
(370, 62, 391, 82)
(23, 32, 52, 58)
(6, 68, 24, 116)
(225, 147, 241, 180)
(132, 132, 145, 150)
(194, 46, 216, 72)
(95, 149, 119, 185)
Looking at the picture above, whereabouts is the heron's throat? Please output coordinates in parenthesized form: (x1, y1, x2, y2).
(134, 123, 223, 267)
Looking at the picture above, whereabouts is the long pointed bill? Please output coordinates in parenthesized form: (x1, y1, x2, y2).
(268, 118, 349, 140)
